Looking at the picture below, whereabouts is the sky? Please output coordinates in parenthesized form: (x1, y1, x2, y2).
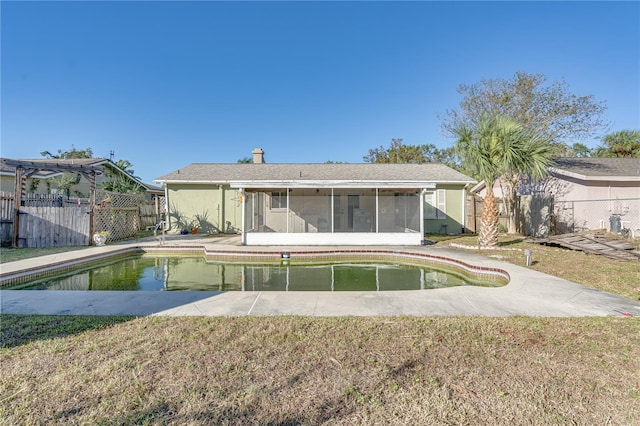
(1, 1, 639, 184)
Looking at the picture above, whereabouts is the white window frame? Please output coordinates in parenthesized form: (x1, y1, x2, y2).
(424, 189, 446, 219)
(270, 191, 288, 210)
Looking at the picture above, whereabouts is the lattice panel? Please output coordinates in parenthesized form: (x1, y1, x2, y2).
(94, 190, 145, 242)
(96, 190, 144, 208)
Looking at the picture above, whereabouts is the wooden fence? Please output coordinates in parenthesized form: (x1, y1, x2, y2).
(1, 191, 164, 247)
(17, 206, 91, 247)
(465, 195, 509, 233)
(466, 194, 552, 237)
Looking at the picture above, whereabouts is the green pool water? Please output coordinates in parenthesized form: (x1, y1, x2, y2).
(10, 254, 505, 291)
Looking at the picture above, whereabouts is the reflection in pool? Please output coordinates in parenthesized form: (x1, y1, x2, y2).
(11, 254, 505, 291)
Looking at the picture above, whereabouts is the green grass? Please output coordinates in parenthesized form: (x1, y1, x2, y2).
(0, 246, 88, 263)
(1, 315, 639, 425)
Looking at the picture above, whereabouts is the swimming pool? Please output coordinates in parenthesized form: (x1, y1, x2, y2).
(8, 254, 506, 291)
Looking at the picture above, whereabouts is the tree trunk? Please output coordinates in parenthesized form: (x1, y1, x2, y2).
(479, 190, 499, 248)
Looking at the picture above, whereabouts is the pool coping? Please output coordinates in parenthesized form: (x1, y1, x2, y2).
(1, 235, 639, 317)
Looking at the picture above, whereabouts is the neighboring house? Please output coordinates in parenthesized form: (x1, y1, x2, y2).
(0, 157, 163, 200)
(154, 149, 476, 246)
(548, 157, 640, 233)
(470, 157, 640, 234)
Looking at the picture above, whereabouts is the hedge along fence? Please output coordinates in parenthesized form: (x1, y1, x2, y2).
(1, 191, 165, 247)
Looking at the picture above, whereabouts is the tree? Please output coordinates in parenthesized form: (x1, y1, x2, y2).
(594, 130, 640, 157)
(101, 158, 145, 193)
(40, 146, 93, 160)
(100, 173, 145, 193)
(237, 157, 253, 163)
(364, 139, 462, 169)
(569, 143, 594, 158)
(40, 145, 93, 196)
(452, 115, 554, 248)
(40, 146, 144, 194)
(442, 72, 607, 233)
(441, 71, 609, 153)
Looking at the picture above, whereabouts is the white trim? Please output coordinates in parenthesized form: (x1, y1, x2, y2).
(424, 191, 437, 219)
(375, 188, 379, 232)
(240, 188, 246, 245)
(419, 189, 425, 237)
(550, 169, 640, 182)
(245, 232, 422, 246)
(437, 189, 446, 219)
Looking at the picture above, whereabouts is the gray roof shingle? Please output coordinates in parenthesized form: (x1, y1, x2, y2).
(551, 157, 640, 178)
(155, 163, 475, 185)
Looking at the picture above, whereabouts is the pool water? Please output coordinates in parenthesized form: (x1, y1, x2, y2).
(11, 254, 505, 291)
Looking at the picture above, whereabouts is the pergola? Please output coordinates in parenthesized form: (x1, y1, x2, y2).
(5, 159, 104, 247)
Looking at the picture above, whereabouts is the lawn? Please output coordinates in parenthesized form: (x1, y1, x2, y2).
(1, 234, 638, 424)
(428, 233, 640, 301)
(1, 315, 639, 425)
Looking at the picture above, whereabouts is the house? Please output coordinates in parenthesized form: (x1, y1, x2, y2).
(0, 157, 163, 200)
(547, 157, 640, 233)
(154, 149, 476, 246)
(470, 157, 640, 234)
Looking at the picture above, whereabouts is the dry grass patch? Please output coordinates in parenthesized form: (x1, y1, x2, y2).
(435, 234, 640, 301)
(1, 315, 639, 425)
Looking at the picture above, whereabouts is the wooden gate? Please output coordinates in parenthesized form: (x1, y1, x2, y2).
(17, 206, 90, 247)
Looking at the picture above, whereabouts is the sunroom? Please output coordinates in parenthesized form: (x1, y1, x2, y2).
(232, 180, 436, 246)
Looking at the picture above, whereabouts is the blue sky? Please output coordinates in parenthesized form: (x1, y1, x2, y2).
(2, 1, 639, 184)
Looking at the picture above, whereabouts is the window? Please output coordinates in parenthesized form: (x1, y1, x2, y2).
(270, 191, 288, 209)
(424, 189, 446, 219)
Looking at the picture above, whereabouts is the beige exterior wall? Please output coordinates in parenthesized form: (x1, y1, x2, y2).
(165, 184, 242, 234)
(424, 185, 466, 234)
(551, 176, 639, 201)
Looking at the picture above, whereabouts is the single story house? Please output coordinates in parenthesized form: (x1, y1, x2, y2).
(470, 157, 640, 234)
(154, 149, 476, 246)
(548, 157, 640, 233)
(0, 157, 163, 200)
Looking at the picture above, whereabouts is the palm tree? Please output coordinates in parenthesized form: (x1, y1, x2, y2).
(452, 115, 554, 248)
(595, 130, 640, 157)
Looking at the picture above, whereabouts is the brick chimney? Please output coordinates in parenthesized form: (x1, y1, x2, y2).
(252, 148, 264, 164)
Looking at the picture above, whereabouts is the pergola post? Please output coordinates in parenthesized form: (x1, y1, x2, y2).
(87, 171, 96, 241)
(12, 167, 25, 247)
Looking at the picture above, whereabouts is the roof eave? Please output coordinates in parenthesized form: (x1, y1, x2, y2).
(551, 168, 640, 181)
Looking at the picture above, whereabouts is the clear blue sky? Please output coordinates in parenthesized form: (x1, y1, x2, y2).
(2, 1, 639, 184)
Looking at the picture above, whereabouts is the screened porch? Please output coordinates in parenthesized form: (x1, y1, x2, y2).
(238, 187, 429, 246)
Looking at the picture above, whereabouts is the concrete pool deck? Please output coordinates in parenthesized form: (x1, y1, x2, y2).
(1, 234, 639, 317)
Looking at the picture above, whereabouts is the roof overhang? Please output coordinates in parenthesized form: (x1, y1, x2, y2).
(550, 168, 640, 182)
(228, 180, 475, 189)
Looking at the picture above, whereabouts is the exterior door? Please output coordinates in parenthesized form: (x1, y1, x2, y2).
(333, 194, 360, 231)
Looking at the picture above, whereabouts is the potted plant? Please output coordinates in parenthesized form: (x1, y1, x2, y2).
(93, 230, 110, 246)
